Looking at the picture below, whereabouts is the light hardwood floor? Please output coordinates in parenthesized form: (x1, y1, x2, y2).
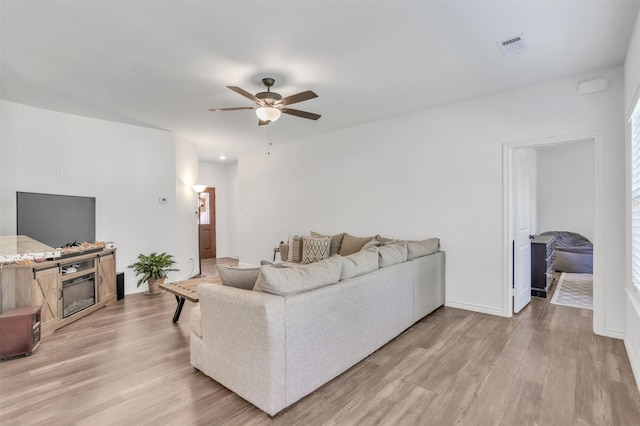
(1, 262, 639, 425)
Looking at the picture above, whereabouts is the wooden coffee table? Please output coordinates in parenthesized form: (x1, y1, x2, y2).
(159, 277, 220, 323)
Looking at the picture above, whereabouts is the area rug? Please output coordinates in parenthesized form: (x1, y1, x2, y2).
(550, 272, 593, 310)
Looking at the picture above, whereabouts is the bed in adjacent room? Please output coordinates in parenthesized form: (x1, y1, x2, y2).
(541, 231, 593, 274)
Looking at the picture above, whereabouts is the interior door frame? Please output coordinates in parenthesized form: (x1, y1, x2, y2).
(502, 131, 604, 334)
(199, 187, 216, 260)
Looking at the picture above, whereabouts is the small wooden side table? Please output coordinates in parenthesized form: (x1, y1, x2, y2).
(0, 306, 41, 359)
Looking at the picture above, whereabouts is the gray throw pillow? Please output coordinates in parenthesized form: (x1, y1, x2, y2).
(377, 241, 408, 267)
(341, 249, 379, 280)
(406, 238, 440, 260)
(253, 256, 342, 296)
(217, 265, 260, 290)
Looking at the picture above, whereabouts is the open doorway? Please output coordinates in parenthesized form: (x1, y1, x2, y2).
(503, 132, 604, 333)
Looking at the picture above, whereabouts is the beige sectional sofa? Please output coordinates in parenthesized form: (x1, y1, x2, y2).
(190, 235, 445, 416)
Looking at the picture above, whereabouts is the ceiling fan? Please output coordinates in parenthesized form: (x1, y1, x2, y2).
(209, 78, 321, 125)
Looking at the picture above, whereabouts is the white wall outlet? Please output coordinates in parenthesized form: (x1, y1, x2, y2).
(56, 168, 64, 178)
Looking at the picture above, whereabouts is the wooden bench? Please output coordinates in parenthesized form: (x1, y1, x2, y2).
(159, 277, 220, 323)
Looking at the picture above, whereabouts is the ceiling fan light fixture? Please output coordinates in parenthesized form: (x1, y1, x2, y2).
(256, 106, 281, 122)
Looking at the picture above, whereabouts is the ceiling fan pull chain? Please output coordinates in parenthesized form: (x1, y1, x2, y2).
(267, 126, 272, 156)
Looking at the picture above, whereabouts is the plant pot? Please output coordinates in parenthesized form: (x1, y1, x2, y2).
(146, 278, 164, 296)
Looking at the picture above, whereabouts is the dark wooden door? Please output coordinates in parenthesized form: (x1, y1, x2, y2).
(198, 187, 216, 259)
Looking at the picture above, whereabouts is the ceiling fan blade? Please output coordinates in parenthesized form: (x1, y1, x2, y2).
(209, 106, 256, 112)
(280, 90, 318, 106)
(281, 108, 321, 120)
(227, 86, 259, 102)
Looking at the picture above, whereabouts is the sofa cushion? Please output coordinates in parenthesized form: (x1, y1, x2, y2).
(406, 238, 440, 260)
(340, 249, 379, 280)
(339, 233, 375, 256)
(302, 236, 331, 264)
(254, 256, 342, 296)
(217, 265, 260, 290)
(288, 235, 303, 263)
(377, 241, 408, 267)
(191, 305, 202, 338)
(310, 231, 345, 256)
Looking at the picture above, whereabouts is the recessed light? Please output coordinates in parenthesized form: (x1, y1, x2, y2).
(219, 155, 226, 160)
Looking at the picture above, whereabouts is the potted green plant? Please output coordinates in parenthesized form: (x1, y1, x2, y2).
(128, 252, 179, 295)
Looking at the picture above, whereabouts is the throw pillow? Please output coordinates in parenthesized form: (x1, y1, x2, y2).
(375, 235, 396, 244)
(260, 260, 285, 268)
(341, 249, 379, 280)
(310, 231, 345, 256)
(378, 241, 408, 267)
(361, 239, 382, 251)
(406, 238, 440, 260)
(288, 235, 303, 263)
(279, 242, 289, 263)
(302, 236, 331, 264)
(339, 233, 375, 256)
(253, 256, 342, 296)
(216, 265, 260, 290)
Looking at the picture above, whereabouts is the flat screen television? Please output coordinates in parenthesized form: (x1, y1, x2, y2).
(16, 192, 96, 249)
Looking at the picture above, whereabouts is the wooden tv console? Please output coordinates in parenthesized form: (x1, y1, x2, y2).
(0, 249, 117, 337)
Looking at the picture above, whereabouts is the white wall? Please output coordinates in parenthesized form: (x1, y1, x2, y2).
(238, 66, 626, 331)
(0, 101, 198, 294)
(625, 10, 640, 114)
(176, 136, 201, 277)
(624, 9, 640, 394)
(198, 161, 239, 258)
(536, 141, 594, 241)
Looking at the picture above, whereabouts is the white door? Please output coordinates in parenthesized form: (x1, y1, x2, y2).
(513, 149, 533, 313)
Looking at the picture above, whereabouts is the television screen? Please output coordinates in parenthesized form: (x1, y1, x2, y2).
(16, 192, 96, 249)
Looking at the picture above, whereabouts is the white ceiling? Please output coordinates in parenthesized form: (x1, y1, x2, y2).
(1, 1, 639, 162)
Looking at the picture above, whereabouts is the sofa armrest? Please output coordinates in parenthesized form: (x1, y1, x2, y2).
(194, 284, 287, 415)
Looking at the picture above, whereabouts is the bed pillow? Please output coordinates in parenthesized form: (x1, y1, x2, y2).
(302, 236, 331, 264)
(253, 256, 342, 296)
(377, 241, 408, 267)
(406, 238, 440, 260)
(339, 233, 375, 256)
(341, 249, 379, 280)
(217, 265, 260, 290)
(310, 231, 345, 256)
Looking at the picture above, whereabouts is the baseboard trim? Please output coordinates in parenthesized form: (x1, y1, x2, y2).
(445, 300, 508, 317)
(624, 336, 640, 392)
(625, 287, 640, 393)
(601, 328, 625, 340)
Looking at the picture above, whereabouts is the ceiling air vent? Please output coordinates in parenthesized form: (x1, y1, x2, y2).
(497, 34, 528, 56)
